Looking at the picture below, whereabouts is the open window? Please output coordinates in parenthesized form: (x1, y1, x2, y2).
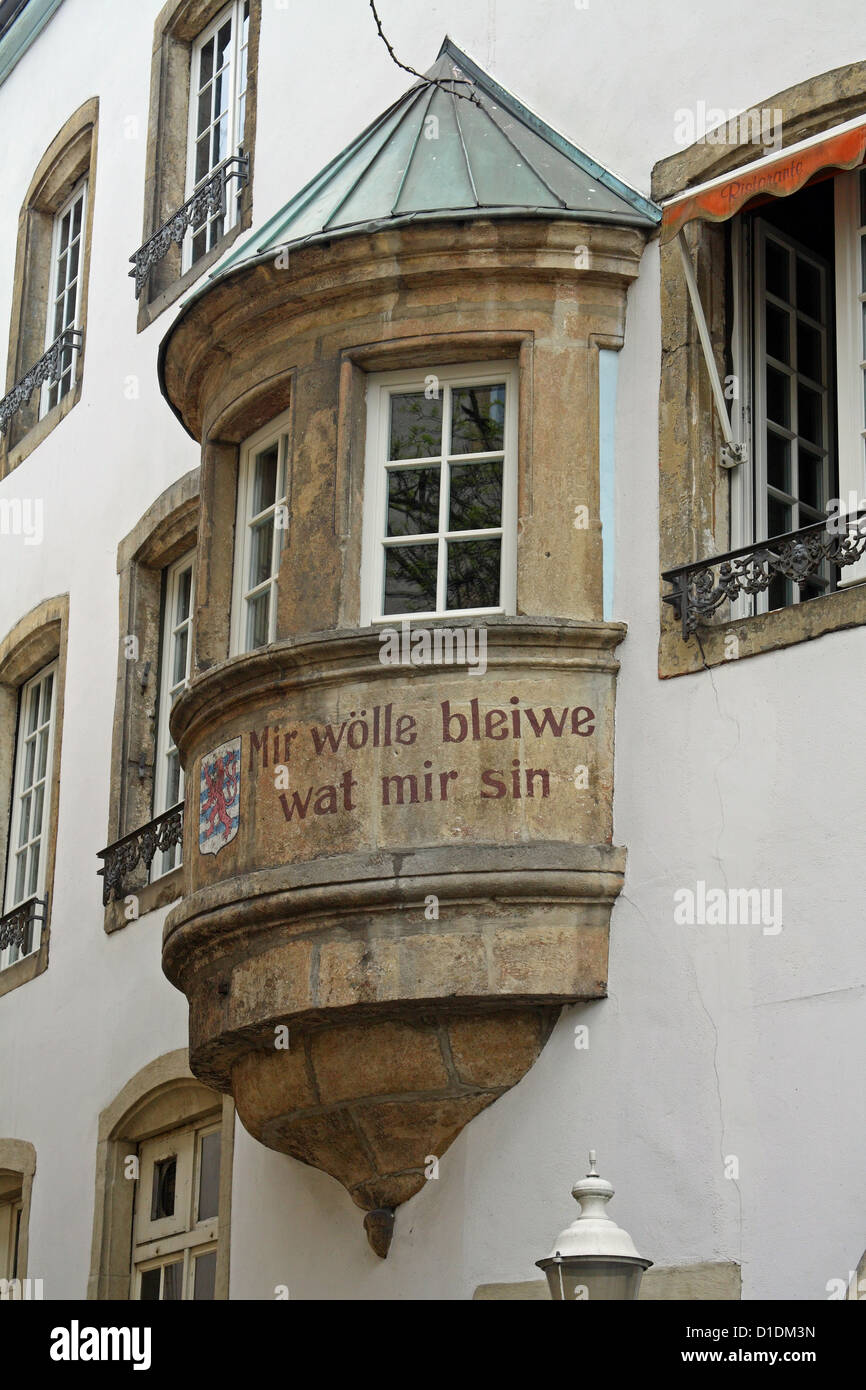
(655, 90, 866, 670)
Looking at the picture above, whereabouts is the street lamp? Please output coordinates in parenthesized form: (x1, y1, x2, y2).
(536, 1150, 652, 1300)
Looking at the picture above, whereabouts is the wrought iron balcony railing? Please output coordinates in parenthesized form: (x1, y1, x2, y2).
(0, 329, 83, 437)
(129, 154, 250, 298)
(662, 512, 866, 640)
(0, 895, 47, 954)
(97, 803, 184, 906)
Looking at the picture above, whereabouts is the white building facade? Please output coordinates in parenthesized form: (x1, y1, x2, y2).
(0, 0, 863, 1303)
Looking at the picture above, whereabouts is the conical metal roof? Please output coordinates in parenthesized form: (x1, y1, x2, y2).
(217, 37, 659, 278)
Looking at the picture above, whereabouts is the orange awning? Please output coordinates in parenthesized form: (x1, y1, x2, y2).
(660, 117, 866, 244)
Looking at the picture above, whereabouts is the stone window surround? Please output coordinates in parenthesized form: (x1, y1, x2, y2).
(1, 98, 98, 476)
(0, 594, 69, 998)
(104, 469, 200, 934)
(192, 331, 554, 676)
(653, 61, 866, 678)
(87, 1050, 233, 1301)
(136, 0, 261, 334)
(0, 1139, 36, 1281)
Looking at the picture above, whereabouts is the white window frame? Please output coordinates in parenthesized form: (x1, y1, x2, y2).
(834, 166, 866, 584)
(131, 1120, 220, 1301)
(1, 663, 57, 971)
(40, 178, 87, 418)
(731, 180, 850, 610)
(152, 551, 195, 879)
(360, 361, 519, 625)
(230, 410, 290, 655)
(183, 0, 249, 272)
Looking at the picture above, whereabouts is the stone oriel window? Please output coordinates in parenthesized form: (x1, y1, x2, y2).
(0, 595, 68, 998)
(103, 470, 199, 932)
(0, 1140, 36, 1286)
(654, 64, 866, 675)
(87, 1051, 233, 1301)
(1, 98, 98, 474)
(136, 0, 260, 331)
(360, 361, 519, 624)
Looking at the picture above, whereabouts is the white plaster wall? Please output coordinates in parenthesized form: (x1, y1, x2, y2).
(0, 0, 863, 1301)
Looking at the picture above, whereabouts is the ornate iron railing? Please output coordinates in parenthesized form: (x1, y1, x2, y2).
(0, 329, 82, 437)
(662, 512, 866, 639)
(0, 895, 47, 954)
(97, 804, 184, 906)
(129, 154, 250, 298)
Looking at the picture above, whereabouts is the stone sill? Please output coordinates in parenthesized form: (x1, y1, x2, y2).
(104, 866, 183, 935)
(659, 581, 866, 677)
(0, 938, 48, 998)
(136, 219, 247, 335)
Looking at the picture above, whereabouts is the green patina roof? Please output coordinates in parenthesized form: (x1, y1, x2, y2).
(216, 37, 660, 279)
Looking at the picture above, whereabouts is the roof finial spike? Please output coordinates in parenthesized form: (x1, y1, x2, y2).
(587, 1149, 599, 1176)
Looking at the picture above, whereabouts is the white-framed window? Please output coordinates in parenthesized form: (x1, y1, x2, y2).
(132, 1120, 221, 1301)
(1, 664, 56, 971)
(41, 179, 86, 417)
(152, 552, 195, 878)
(731, 173, 841, 611)
(360, 361, 519, 624)
(231, 412, 290, 654)
(185, 0, 249, 270)
(834, 165, 866, 585)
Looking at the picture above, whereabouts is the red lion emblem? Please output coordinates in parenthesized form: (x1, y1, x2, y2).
(201, 746, 240, 847)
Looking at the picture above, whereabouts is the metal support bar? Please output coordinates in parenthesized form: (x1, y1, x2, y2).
(676, 228, 747, 470)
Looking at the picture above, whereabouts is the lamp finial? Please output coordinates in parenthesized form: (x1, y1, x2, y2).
(587, 1149, 598, 1176)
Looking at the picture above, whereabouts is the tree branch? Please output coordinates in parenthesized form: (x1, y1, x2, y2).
(368, 1, 481, 105)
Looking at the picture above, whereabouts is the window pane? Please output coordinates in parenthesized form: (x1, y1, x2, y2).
(766, 366, 790, 427)
(193, 1249, 217, 1300)
(172, 628, 189, 686)
(765, 302, 789, 363)
(214, 68, 229, 120)
(199, 36, 214, 87)
(796, 258, 821, 321)
(151, 1156, 177, 1221)
(386, 467, 440, 536)
(767, 495, 792, 538)
(246, 591, 270, 650)
(797, 320, 822, 382)
(216, 18, 232, 70)
(30, 784, 44, 838)
(197, 87, 211, 138)
(253, 446, 279, 513)
(197, 1130, 221, 1221)
(166, 750, 181, 808)
(176, 567, 193, 623)
(447, 538, 501, 609)
(249, 519, 274, 588)
(139, 1268, 160, 1301)
(389, 393, 442, 460)
(23, 739, 36, 790)
(27, 846, 39, 896)
(448, 460, 502, 530)
(797, 385, 823, 447)
(798, 450, 824, 511)
(383, 543, 438, 614)
(765, 239, 789, 299)
(72, 196, 83, 238)
(195, 134, 210, 185)
(13, 852, 26, 903)
(18, 793, 31, 844)
(162, 1261, 183, 1301)
(450, 385, 506, 454)
(211, 116, 228, 168)
(27, 685, 40, 733)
